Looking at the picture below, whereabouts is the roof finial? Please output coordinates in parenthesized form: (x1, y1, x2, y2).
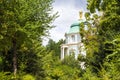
(79, 10, 83, 19)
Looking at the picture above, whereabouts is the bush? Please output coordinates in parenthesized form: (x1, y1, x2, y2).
(22, 74, 35, 80)
(0, 72, 13, 80)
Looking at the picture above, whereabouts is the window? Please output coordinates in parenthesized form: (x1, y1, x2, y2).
(71, 35, 75, 42)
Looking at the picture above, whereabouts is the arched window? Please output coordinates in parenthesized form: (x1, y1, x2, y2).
(71, 35, 75, 42)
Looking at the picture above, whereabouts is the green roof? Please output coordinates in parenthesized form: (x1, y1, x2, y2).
(71, 22, 80, 28)
(68, 19, 85, 34)
(68, 24, 80, 34)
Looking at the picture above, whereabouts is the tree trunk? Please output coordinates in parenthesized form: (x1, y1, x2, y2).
(12, 38, 17, 78)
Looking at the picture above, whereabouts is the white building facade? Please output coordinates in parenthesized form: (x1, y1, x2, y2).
(61, 19, 86, 60)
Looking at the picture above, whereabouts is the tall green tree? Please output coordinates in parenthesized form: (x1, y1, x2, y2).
(79, 0, 120, 77)
(78, 2, 120, 79)
(80, 12, 100, 71)
(87, 0, 120, 66)
(46, 39, 64, 57)
(0, 0, 57, 78)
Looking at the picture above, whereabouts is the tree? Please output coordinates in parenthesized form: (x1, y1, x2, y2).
(42, 50, 81, 80)
(80, 12, 100, 72)
(87, 0, 120, 66)
(79, 0, 120, 79)
(0, 0, 57, 78)
(46, 39, 64, 57)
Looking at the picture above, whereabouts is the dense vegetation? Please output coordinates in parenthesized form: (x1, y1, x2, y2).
(79, 0, 120, 79)
(0, 0, 120, 80)
(0, 0, 57, 79)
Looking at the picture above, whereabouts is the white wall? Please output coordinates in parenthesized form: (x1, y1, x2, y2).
(66, 33, 81, 44)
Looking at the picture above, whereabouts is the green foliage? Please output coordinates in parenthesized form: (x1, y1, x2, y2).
(87, 0, 101, 13)
(46, 39, 65, 57)
(0, 0, 120, 79)
(62, 54, 79, 68)
(0, 56, 2, 67)
(22, 74, 35, 80)
(80, 12, 100, 71)
(42, 50, 81, 80)
(0, 0, 57, 79)
(0, 72, 13, 80)
(43, 0, 120, 79)
(81, 68, 100, 80)
(79, 0, 120, 80)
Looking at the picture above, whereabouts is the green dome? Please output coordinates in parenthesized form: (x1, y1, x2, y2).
(68, 19, 85, 34)
(70, 22, 80, 28)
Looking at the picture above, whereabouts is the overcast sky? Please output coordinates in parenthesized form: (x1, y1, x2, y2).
(43, 0, 87, 45)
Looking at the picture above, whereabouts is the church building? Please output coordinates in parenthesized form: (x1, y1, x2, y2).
(61, 12, 86, 60)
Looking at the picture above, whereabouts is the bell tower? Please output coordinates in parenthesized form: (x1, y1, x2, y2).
(61, 11, 86, 60)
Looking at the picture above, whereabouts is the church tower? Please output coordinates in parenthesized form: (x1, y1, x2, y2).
(61, 11, 86, 60)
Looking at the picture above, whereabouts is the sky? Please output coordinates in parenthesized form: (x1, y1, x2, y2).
(43, 0, 87, 45)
